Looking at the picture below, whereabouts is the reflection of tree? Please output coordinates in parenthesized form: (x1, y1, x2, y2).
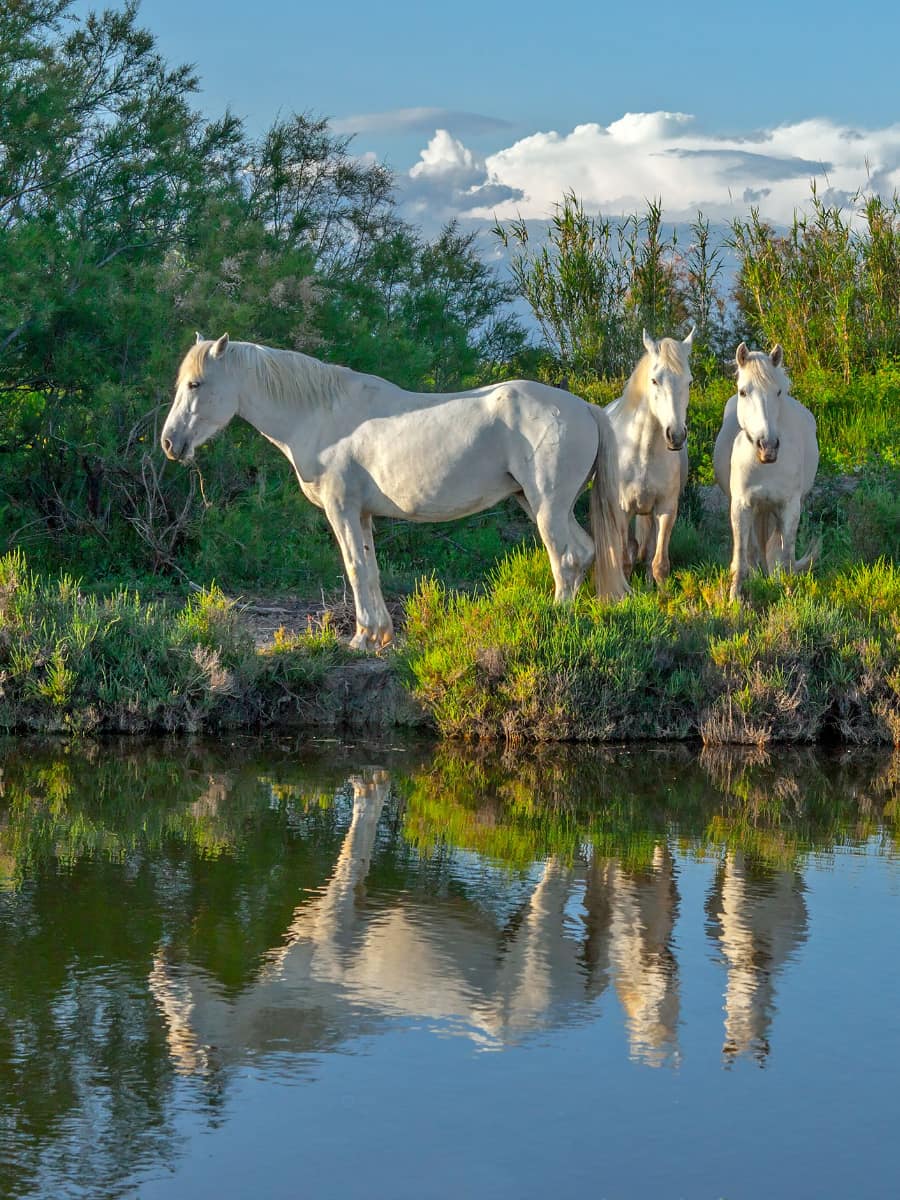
(705, 851, 808, 1064)
(0, 739, 418, 1197)
(0, 858, 176, 1199)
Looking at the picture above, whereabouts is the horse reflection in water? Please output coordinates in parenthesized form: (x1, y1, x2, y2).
(706, 850, 808, 1064)
(150, 770, 681, 1071)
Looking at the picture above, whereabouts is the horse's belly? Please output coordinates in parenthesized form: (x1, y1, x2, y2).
(373, 473, 518, 521)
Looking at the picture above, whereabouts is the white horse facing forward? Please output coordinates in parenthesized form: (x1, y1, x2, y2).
(161, 336, 629, 649)
(605, 329, 694, 584)
(714, 343, 819, 601)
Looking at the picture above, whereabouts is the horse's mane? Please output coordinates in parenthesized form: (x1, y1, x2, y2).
(182, 340, 349, 411)
(737, 351, 791, 394)
(622, 339, 689, 405)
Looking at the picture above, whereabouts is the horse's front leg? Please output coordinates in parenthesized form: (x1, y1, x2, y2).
(650, 505, 677, 586)
(325, 504, 389, 651)
(361, 513, 393, 646)
(729, 500, 754, 602)
(773, 498, 801, 574)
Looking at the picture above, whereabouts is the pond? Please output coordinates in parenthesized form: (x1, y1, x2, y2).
(0, 736, 898, 1199)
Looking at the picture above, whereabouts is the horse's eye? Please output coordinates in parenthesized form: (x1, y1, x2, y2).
(651, 377, 659, 387)
(739, 389, 747, 398)
(777, 389, 782, 396)
(187, 380, 201, 390)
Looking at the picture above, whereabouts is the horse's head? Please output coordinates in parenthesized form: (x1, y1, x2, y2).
(161, 333, 238, 462)
(642, 328, 694, 450)
(734, 342, 786, 464)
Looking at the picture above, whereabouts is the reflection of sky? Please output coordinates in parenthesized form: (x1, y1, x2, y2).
(132, 844, 900, 1200)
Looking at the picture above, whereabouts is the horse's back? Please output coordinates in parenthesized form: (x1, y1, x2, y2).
(786, 395, 819, 495)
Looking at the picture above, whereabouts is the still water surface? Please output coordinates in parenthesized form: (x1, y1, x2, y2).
(0, 737, 898, 1199)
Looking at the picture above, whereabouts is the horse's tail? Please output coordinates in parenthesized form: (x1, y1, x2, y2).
(761, 512, 820, 575)
(792, 536, 821, 574)
(588, 404, 630, 601)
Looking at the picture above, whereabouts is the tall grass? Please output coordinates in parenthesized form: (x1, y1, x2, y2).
(0, 550, 350, 732)
(732, 188, 900, 379)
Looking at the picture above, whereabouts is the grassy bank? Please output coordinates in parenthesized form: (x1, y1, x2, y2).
(0, 532, 897, 745)
(0, 550, 362, 733)
(401, 549, 900, 745)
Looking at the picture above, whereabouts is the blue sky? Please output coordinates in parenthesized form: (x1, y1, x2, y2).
(71, 0, 900, 228)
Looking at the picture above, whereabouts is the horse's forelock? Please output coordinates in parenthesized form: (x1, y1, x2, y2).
(176, 341, 212, 385)
(738, 351, 789, 393)
(625, 338, 689, 399)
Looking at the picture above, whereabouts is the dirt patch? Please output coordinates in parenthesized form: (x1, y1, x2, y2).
(232, 591, 408, 650)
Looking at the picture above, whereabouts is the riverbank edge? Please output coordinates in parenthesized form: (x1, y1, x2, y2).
(0, 550, 897, 745)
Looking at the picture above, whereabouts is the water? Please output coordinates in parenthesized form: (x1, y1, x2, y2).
(0, 736, 898, 1199)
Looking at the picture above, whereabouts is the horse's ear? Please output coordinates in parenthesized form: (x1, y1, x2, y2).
(210, 333, 230, 359)
(194, 331, 204, 344)
(770, 344, 784, 368)
(642, 328, 657, 356)
(683, 326, 696, 350)
(735, 342, 750, 368)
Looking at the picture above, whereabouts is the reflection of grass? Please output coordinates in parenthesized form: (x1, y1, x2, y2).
(0, 740, 897, 890)
(402, 549, 900, 745)
(401, 744, 900, 871)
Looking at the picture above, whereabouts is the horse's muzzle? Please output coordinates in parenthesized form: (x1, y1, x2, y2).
(757, 447, 779, 464)
(161, 434, 192, 463)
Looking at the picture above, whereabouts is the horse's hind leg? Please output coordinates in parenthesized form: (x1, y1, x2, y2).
(773, 498, 802, 574)
(533, 499, 593, 601)
(752, 511, 770, 572)
(635, 515, 654, 565)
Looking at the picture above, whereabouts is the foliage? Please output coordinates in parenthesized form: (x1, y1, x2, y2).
(0, 2, 524, 584)
(731, 187, 900, 380)
(0, 549, 357, 732)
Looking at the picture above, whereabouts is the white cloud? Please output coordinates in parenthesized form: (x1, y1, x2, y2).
(400, 112, 900, 227)
(402, 130, 523, 226)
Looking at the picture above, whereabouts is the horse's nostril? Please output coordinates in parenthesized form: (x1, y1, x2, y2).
(162, 436, 174, 458)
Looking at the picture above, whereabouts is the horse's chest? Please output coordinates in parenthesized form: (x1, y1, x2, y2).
(619, 459, 671, 515)
(296, 476, 324, 509)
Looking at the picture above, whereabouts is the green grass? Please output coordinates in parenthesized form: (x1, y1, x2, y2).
(400, 548, 900, 745)
(0, 550, 352, 733)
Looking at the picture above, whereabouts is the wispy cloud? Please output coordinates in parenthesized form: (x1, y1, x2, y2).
(332, 107, 513, 137)
(397, 112, 900, 228)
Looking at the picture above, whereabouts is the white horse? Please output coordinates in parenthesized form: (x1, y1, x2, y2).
(161, 335, 629, 649)
(604, 329, 694, 584)
(714, 343, 819, 601)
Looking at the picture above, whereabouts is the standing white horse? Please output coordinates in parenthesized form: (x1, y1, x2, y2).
(605, 329, 694, 584)
(714, 343, 819, 601)
(161, 335, 629, 649)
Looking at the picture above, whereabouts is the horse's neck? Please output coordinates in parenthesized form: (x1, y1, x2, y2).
(235, 349, 339, 448)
